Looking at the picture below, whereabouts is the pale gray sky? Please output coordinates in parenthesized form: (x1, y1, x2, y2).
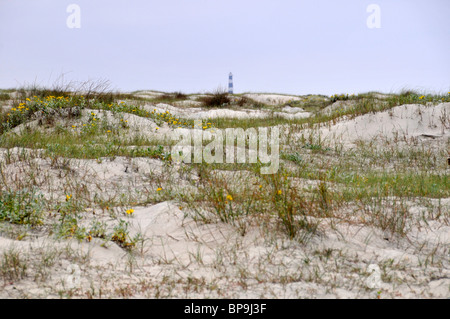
(0, 0, 449, 95)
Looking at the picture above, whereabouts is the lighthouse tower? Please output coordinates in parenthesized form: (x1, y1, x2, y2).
(228, 72, 233, 94)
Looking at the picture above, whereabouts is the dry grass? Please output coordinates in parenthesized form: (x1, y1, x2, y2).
(0, 85, 448, 298)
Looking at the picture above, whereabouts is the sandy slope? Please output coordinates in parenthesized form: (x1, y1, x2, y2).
(146, 103, 312, 120)
(0, 95, 448, 299)
(1, 197, 448, 298)
(304, 103, 450, 149)
(242, 94, 304, 105)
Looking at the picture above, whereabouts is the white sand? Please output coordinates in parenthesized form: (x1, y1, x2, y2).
(0, 95, 448, 299)
(243, 93, 304, 105)
(308, 103, 450, 148)
(1, 198, 448, 298)
(146, 103, 312, 120)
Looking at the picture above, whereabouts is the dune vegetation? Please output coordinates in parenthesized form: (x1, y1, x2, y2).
(0, 81, 448, 298)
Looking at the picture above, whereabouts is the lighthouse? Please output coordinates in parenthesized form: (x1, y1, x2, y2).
(228, 72, 233, 94)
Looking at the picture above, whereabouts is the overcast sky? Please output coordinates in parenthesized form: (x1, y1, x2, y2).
(0, 0, 449, 95)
